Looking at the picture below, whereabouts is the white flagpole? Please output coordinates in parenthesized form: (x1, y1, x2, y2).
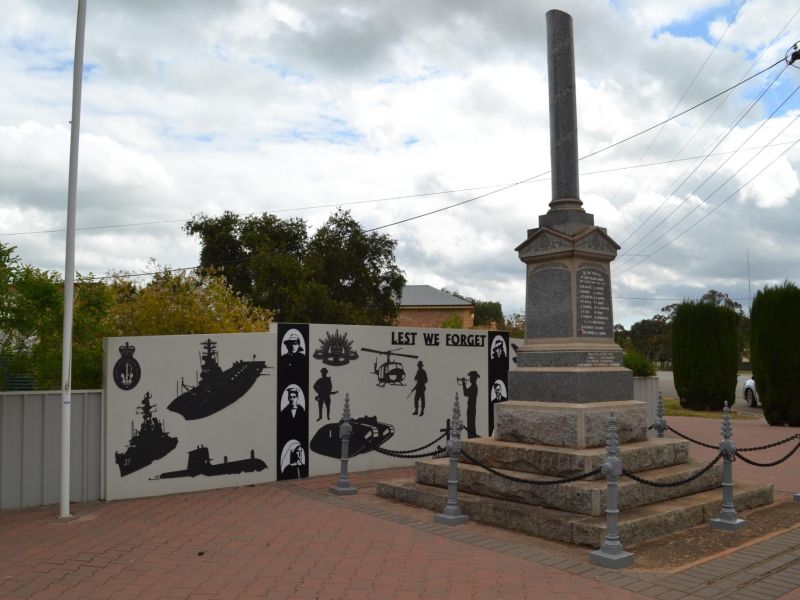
(60, 0, 87, 520)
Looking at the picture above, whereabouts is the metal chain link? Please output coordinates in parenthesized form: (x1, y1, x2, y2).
(738, 433, 800, 452)
(736, 439, 800, 467)
(665, 425, 719, 449)
(622, 452, 723, 488)
(381, 431, 448, 455)
(459, 448, 602, 485)
(372, 445, 447, 459)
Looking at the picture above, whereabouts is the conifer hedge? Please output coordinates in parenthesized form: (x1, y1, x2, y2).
(750, 282, 800, 426)
(672, 301, 739, 411)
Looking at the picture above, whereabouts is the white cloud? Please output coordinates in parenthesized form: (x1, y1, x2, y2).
(1, 0, 799, 326)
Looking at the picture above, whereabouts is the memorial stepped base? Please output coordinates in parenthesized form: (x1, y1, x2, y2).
(376, 478, 774, 547)
(414, 457, 725, 516)
(376, 434, 774, 546)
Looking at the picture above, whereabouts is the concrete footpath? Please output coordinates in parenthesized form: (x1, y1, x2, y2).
(1, 415, 799, 600)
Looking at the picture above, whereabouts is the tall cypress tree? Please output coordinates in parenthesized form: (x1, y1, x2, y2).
(750, 282, 800, 426)
(672, 301, 739, 411)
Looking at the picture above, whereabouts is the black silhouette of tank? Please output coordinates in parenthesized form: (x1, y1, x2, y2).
(115, 392, 178, 477)
(154, 446, 267, 479)
(168, 339, 270, 420)
(310, 415, 395, 458)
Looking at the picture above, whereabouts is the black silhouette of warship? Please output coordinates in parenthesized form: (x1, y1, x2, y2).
(115, 392, 178, 477)
(310, 415, 395, 458)
(154, 446, 267, 479)
(168, 338, 270, 420)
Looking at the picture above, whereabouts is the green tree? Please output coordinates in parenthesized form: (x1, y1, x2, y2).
(630, 314, 670, 364)
(504, 312, 525, 338)
(750, 282, 800, 426)
(672, 301, 739, 411)
(0, 242, 114, 390)
(108, 264, 272, 337)
(185, 208, 405, 325)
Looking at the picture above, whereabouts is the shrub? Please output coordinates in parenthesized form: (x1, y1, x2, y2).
(623, 349, 656, 377)
(672, 301, 739, 411)
(440, 314, 463, 329)
(750, 282, 800, 426)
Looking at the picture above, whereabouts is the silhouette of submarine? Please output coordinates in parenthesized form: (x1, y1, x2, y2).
(153, 446, 267, 479)
(310, 415, 395, 458)
(168, 339, 270, 420)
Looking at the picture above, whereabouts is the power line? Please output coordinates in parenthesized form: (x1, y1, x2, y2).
(4, 56, 786, 240)
(614, 10, 800, 253)
(614, 121, 800, 277)
(605, 0, 745, 208)
(614, 63, 790, 268)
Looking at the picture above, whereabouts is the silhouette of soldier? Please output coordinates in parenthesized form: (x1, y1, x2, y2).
(460, 371, 480, 438)
(278, 385, 306, 437)
(410, 361, 428, 417)
(313, 368, 337, 421)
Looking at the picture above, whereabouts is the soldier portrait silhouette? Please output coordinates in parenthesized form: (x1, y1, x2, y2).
(490, 337, 507, 360)
(489, 379, 507, 436)
(279, 330, 306, 380)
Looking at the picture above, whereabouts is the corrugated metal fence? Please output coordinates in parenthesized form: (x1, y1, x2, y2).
(0, 390, 103, 510)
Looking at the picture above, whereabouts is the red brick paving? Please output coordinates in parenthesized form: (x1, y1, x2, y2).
(0, 476, 647, 600)
(1, 414, 799, 599)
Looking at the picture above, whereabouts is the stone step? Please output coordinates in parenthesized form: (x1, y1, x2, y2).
(461, 437, 689, 480)
(415, 458, 724, 516)
(376, 478, 774, 547)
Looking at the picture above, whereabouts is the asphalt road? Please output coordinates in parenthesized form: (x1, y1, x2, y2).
(656, 370, 763, 417)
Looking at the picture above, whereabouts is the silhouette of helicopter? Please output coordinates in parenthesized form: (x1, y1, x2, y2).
(360, 347, 419, 387)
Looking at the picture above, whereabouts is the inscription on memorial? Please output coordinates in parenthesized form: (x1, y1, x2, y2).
(577, 352, 620, 367)
(577, 266, 612, 337)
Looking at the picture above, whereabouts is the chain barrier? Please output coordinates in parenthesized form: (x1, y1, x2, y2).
(665, 425, 719, 449)
(736, 438, 800, 467)
(460, 424, 480, 437)
(459, 448, 602, 485)
(622, 452, 723, 488)
(373, 445, 447, 459)
(738, 433, 800, 453)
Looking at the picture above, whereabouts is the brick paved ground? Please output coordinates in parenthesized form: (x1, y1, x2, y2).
(0, 415, 798, 600)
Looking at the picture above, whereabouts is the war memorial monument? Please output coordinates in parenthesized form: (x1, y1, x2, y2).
(378, 9, 772, 549)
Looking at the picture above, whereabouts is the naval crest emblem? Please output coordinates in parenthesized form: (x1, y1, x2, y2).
(113, 342, 141, 391)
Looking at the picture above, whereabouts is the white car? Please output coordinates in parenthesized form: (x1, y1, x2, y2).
(744, 378, 758, 407)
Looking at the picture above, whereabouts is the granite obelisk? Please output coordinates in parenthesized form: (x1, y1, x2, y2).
(501, 9, 643, 448)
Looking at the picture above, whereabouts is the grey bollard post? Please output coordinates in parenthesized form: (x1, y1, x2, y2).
(590, 413, 634, 568)
(329, 393, 357, 495)
(653, 391, 667, 438)
(710, 401, 746, 530)
(434, 393, 469, 525)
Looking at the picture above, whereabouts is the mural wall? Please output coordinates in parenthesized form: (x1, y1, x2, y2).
(104, 325, 509, 500)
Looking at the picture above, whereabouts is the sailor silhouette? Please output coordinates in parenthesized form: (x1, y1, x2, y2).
(278, 385, 306, 438)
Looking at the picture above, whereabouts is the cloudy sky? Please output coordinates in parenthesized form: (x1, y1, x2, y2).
(1, 0, 799, 326)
